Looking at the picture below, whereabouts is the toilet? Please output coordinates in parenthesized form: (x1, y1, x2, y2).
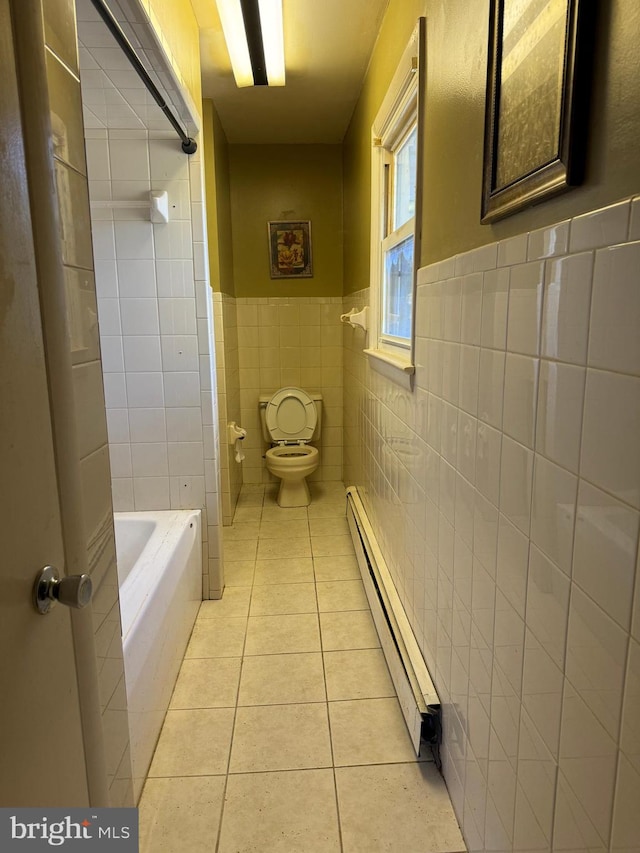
(259, 388, 322, 507)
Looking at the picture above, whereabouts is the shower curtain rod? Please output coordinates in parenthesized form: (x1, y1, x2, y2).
(87, 0, 197, 154)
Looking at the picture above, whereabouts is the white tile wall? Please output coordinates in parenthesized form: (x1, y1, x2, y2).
(535, 360, 585, 474)
(581, 370, 640, 510)
(573, 481, 639, 630)
(506, 261, 544, 356)
(589, 241, 640, 375)
(230, 296, 344, 487)
(87, 128, 222, 599)
(344, 197, 640, 852)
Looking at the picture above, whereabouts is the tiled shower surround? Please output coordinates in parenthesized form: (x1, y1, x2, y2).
(344, 198, 640, 852)
(86, 128, 223, 598)
(216, 295, 344, 506)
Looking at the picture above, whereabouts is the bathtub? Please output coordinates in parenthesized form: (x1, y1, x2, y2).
(114, 510, 202, 802)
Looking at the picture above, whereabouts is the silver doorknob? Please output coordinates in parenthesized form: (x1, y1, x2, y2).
(33, 565, 93, 615)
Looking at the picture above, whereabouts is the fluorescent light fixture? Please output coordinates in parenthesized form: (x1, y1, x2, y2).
(258, 0, 285, 86)
(216, 0, 254, 87)
(216, 0, 285, 88)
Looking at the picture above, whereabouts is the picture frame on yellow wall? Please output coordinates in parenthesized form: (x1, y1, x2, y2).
(268, 220, 313, 278)
(481, 0, 595, 223)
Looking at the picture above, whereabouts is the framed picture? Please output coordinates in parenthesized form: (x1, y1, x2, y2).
(267, 221, 313, 278)
(481, 0, 594, 223)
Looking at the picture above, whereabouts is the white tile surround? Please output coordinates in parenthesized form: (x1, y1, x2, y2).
(344, 198, 640, 852)
(86, 129, 222, 598)
(221, 296, 344, 490)
(78, 13, 223, 599)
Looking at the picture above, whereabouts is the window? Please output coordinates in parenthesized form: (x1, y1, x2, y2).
(366, 20, 425, 387)
(381, 121, 417, 343)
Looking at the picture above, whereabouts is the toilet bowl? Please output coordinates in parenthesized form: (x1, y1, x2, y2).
(259, 387, 322, 507)
(265, 444, 319, 507)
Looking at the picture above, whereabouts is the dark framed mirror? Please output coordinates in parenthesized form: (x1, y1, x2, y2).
(481, 0, 594, 223)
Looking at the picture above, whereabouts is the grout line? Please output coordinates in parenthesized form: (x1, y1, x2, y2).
(317, 562, 346, 853)
(145, 755, 440, 783)
(214, 514, 257, 853)
(545, 379, 588, 853)
(143, 484, 455, 847)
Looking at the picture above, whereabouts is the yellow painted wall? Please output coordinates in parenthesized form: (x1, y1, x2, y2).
(203, 99, 234, 294)
(142, 0, 202, 121)
(343, 0, 425, 295)
(344, 0, 640, 292)
(229, 145, 343, 298)
(422, 0, 640, 261)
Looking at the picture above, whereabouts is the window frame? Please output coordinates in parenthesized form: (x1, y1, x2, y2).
(366, 18, 425, 388)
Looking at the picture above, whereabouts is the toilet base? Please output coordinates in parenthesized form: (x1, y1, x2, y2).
(277, 477, 311, 508)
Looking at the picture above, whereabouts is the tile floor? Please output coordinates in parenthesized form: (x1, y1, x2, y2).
(139, 482, 466, 852)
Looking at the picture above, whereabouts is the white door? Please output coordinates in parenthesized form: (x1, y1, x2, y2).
(0, 0, 90, 806)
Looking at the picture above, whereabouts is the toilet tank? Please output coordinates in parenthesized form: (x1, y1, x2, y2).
(259, 391, 323, 443)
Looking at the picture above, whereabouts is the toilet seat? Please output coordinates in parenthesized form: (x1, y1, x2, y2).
(265, 387, 317, 444)
(266, 444, 318, 461)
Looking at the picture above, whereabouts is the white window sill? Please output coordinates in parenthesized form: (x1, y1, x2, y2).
(364, 347, 414, 389)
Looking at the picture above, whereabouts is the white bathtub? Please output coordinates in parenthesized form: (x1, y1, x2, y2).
(114, 510, 202, 803)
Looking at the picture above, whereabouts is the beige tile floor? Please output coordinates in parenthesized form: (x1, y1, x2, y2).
(139, 482, 466, 853)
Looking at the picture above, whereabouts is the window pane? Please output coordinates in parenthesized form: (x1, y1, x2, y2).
(394, 125, 417, 229)
(382, 234, 414, 340)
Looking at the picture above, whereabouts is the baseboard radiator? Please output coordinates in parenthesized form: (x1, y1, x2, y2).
(346, 486, 441, 761)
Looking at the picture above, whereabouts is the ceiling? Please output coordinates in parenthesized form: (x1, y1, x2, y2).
(190, 0, 390, 144)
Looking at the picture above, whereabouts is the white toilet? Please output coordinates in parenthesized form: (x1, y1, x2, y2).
(259, 387, 322, 507)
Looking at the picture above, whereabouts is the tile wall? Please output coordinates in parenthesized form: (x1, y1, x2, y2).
(76, 0, 223, 599)
(212, 292, 242, 524)
(344, 198, 640, 852)
(84, 126, 223, 597)
(44, 0, 133, 805)
(234, 296, 344, 486)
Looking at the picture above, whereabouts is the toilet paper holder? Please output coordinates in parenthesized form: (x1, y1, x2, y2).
(228, 422, 247, 445)
(228, 422, 247, 463)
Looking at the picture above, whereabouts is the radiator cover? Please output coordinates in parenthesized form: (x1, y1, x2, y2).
(346, 486, 441, 758)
